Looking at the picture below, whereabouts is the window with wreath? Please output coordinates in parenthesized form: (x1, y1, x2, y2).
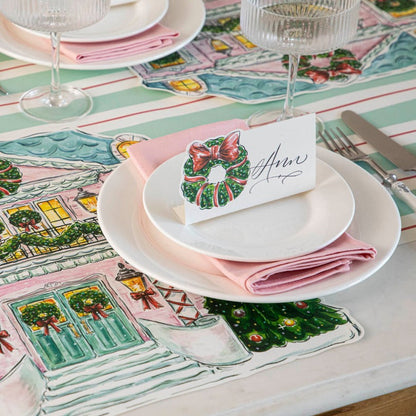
(5, 205, 56, 255)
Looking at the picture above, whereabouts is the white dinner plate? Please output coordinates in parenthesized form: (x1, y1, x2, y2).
(0, 0, 205, 70)
(19, 0, 169, 43)
(143, 156, 355, 262)
(97, 146, 401, 303)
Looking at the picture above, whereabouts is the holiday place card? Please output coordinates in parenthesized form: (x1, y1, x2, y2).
(179, 113, 316, 225)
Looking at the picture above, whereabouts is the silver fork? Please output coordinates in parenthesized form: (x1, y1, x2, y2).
(320, 127, 416, 212)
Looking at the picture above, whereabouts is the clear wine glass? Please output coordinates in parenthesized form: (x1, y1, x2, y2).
(0, 0, 110, 122)
(240, 0, 361, 129)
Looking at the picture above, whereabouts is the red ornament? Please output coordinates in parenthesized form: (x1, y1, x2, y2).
(295, 301, 308, 309)
(233, 309, 245, 317)
(249, 334, 263, 343)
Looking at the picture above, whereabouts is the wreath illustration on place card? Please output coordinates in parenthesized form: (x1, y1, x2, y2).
(181, 131, 250, 210)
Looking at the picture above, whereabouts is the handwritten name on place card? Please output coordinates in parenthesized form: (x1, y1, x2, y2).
(180, 114, 316, 225)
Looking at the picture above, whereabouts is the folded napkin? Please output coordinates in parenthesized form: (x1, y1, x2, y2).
(128, 120, 377, 295)
(60, 24, 179, 63)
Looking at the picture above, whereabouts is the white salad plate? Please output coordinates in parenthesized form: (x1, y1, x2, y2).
(143, 156, 355, 262)
(0, 0, 205, 70)
(97, 146, 401, 303)
(19, 0, 169, 43)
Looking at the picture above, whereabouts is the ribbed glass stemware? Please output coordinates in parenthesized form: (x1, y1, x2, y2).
(0, 0, 110, 122)
(240, 0, 361, 127)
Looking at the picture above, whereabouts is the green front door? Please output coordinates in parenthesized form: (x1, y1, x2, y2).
(11, 293, 95, 370)
(11, 280, 143, 370)
(58, 281, 142, 355)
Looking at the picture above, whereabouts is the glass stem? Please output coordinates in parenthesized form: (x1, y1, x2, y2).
(280, 54, 300, 121)
(49, 31, 63, 107)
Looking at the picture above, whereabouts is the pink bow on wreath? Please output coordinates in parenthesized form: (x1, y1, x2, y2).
(36, 316, 61, 336)
(0, 330, 14, 354)
(83, 303, 109, 320)
(306, 63, 362, 84)
(130, 288, 162, 310)
(189, 131, 240, 172)
(18, 219, 39, 232)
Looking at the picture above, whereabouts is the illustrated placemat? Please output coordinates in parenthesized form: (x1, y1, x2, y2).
(0, 129, 364, 416)
(132, 0, 416, 103)
(0, 0, 415, 412)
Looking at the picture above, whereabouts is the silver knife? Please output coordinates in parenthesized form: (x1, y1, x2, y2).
(341, 110, 416, 171)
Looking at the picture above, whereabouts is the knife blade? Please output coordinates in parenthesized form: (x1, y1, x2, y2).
(341, 110, 416, 171)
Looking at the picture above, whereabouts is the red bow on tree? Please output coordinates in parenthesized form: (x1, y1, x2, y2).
(130, 288, 162, 310)
(189, 131, 241, 172)
(18, 218, 39, 232)
(36, 316, 61, 336)
(83, 303, 109, 320)
(0, 330, 14, 354)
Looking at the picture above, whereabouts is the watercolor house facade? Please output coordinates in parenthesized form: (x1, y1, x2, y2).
(0, 130, 362, 416)
(0, 130, 254, 415)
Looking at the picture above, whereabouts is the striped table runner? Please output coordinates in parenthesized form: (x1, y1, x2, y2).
(0, 0, 415, 244)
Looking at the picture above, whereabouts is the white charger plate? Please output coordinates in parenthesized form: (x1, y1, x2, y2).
(143, 156, 355, 262)
(97, 146, 401, 303)
(0, 0, 205, 70)
(19, 0, 169, 43)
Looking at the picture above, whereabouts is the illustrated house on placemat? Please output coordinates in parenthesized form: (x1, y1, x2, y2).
(0, 130, 142, 282)
(0, 130, 363, 416)
(132, 0, 416, 102)
(0, 130, 251, 415)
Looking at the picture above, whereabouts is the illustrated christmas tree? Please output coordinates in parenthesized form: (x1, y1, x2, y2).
(204, 298, 348, 352)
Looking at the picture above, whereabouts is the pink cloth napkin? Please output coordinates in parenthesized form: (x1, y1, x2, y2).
(127, 120, 377, 295)
(60, 24, 179, 63)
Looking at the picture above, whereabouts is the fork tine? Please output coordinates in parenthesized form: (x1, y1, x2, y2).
(324, 129, 346, 155)
(336, 127, 359, 154)
(329, 128, 352, 156)
(318, 131, 334, 151)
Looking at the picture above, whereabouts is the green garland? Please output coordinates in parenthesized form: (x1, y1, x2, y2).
(69, 289, 109, 314)
(0, 222, 5, 235)
(21, 302, 61, 326)
(0, 221, 102, 260)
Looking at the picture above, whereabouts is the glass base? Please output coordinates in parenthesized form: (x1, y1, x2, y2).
(247, 109, 324, 134)
(19, 85, 93, 123)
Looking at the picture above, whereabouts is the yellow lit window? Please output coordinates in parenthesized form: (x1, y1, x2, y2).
(37, 198, 86, 247)
(150, 57, 185, 69)
(234, 34, 256, 49)
(169, 79, 203, 92)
